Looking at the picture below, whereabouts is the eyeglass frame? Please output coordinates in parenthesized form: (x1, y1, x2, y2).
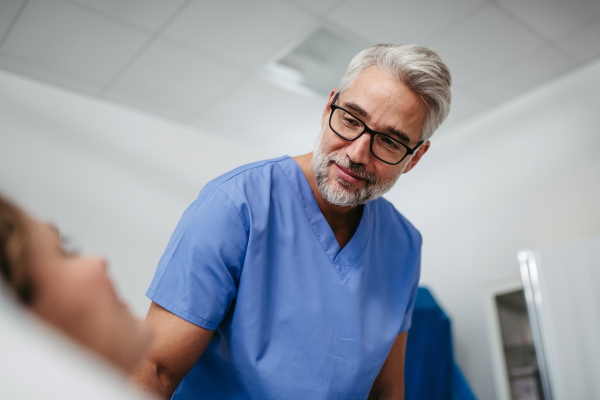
(328, 92, 423, 165)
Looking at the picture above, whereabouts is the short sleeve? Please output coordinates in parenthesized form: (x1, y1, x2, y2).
(146, 187, 248, 330)
(399, 251, 421, 333)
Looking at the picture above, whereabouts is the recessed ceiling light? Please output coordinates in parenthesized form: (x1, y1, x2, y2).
(263, 27, 365, 98)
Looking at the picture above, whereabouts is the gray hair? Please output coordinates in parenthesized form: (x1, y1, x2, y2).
(338, 44, 452, 142)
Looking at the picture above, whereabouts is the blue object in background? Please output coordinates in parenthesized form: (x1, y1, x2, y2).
(405, 287, 477, 400)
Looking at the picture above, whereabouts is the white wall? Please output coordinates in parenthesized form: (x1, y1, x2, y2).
(0, 70, 268, 316)
(386, 58, 600, 399)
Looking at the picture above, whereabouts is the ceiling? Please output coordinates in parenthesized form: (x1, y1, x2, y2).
(1, 0, 599, 155)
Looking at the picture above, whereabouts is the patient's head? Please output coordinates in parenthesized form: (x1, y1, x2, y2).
(0, 194, 152, 373)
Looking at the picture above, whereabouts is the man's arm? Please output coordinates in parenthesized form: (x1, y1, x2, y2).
(368, 331, 408, 400)
(133, 302, 215, 399)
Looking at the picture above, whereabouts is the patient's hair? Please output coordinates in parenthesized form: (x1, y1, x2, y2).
(0, 194, 34, 303)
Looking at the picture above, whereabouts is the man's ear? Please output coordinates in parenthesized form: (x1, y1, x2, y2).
(322, 88, 338, 128)
(402, 140, 430, 174)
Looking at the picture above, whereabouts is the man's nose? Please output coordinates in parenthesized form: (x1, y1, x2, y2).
(345, 133, 371, 165)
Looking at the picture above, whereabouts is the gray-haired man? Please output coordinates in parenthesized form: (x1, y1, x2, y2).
(135, 44, 451, 400)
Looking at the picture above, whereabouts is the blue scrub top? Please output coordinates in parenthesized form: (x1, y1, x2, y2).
(147, 156, 421, 400)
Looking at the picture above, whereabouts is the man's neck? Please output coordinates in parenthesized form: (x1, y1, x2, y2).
(292, 153, 363, 250)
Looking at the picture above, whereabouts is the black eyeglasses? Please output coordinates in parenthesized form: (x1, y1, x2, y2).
(328, 92, 423, 165)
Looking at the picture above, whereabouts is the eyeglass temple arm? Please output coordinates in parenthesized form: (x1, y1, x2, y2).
(409, 140, 424, 153)
(332, 91, 340, 105)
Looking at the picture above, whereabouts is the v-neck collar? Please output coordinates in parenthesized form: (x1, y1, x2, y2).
(277, 156, 371, 279)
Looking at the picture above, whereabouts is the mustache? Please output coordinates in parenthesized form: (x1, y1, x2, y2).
(326, 154, 377, 185)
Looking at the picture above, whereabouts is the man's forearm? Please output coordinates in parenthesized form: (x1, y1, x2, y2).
(132, 360, 175, 400)
(367, 386, 404, 400)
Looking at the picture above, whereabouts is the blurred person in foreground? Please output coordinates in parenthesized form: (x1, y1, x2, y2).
(0, 194, 153, 375)
(136, 44, 452, 400)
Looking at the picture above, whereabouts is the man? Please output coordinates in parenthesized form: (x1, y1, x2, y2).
(134, 44, 451, 399)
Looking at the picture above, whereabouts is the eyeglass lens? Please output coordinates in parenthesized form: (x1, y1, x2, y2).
(330, 108, 407, 164)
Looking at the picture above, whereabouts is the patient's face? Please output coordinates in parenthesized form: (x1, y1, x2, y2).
(25, 216, 152, 373)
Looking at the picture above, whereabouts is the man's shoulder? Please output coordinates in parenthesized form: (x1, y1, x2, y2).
(371, 197, 422, 246)
(200, 156, 291, 200)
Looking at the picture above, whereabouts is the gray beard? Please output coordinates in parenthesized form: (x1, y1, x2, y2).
(312, 129, 400, 207)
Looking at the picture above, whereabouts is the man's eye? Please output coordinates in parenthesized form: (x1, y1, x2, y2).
(343, 117, 360, 127)
(381, 137, 400, 149)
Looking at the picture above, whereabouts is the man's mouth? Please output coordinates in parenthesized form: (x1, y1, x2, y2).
(334, 163, 365, 184)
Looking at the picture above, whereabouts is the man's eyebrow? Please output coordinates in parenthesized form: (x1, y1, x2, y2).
(342, 101, 412, 144)
(386, 128, 412, 144)
(343, 101, 368, 119)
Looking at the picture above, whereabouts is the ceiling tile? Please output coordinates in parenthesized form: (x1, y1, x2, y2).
(496, 0, 600, 40)
(0, 53, 101, 94)
(68, 0, 187, 31)
(427, 5, 544, 87)
(0, 0, 149, 85)
(327, 0, 487, 44)
(556, 16, 600, 63)
(473, 45, 576, 104)
(197, 76, 325, 155)
(285, 0, 341, 16)
(103, 39, 247, 121)
(0, 0, 25, 40)
(437, 85, 491, 133)
(162, 0, 316, 69)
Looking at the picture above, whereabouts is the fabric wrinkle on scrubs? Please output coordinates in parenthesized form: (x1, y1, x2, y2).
(147, 156, 421, 400)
